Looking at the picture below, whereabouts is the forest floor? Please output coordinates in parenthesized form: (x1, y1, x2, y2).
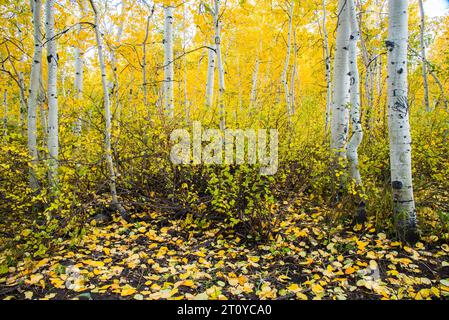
(1, 199, 449, 300)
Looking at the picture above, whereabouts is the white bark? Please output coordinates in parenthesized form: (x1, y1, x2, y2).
(111, 4, 125, 120)
(142, 6, 154, 111)
(17, 28, 27, 131)
(89, 0, 129, 220)
(27, 0, 42, 190)
(74, 12, 84, 135)
(282, 0, 294, 116)
(386, 0, 418, 241)
(322, 0, 332, 132)
(45, 0, 59, 189)
(2, 89, 7, 137)
(214, 0, 226, 130)
(164, 6, 174, 118)
(205, 47, 216, 108)
(183, 2, 190, 124)
(249, 57, 260, 110)
(347, 0, 363, 186)
(418, 0, 430, 112)
(330, 0, 350, 159)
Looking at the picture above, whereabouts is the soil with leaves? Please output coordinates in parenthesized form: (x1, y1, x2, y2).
(1, 200, 449, 300)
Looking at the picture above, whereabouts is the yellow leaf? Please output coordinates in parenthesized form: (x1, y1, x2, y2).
(311, 284, 324, 294)
(83, 260, 104, 268)
(296, 292, 308, 300)
(287, 283, 301, 292)
(27, 274, 43, 285)
(121, 285, 137, 297)
(345, 266, 356, 275)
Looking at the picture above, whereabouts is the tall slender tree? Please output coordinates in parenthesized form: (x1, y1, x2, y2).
(213, 0, 226, 130)
(281, 0, 294, 117)
(163, 5, 174, 118)
(2, 89, 7, 137)
(386, 0, 418, 242)
(322, 0, 332, 132)
(330, 0, 350, 164)
(347, 0, 363, 188)
(205, 47, 216, 108)
(45, 0, 59, 189)
(74, 3, 84, 135)
(418, 0, 430, 112)
(89, 0, 130, 221)
(27, 0, 42, 190)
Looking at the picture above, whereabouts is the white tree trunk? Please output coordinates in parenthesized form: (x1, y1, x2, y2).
(17, 28, 27, 132)
(322, 0, 332, 132)
(213, 0, 226, 130)
(347, 0, 363, 187)
(45, 0, 59, 189)
(386, 0, 418, 241)
(330, 0, 350, 160)
(418, 0, 430, 112)
(74, 13, 84, 135)
(249, 57, 260, 111)
(142, 6, 154, 111)
(2, 89, 7, 137)
(205, 47, 216, 108)
(27, 0, 42, 190)
(183, 2, 190, 123)
(164, 6, 174, 118)
(282, 0, 294, 117)
(89, 0, 129, 220)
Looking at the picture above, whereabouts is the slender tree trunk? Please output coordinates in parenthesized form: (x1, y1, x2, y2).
(214, 0, 226, 130)
(45, 0, 59, 189)
(183, 2, 190, 124)
(164, 6, 174, 118)
(418, 0, 430, 112)
(27, 0, 42, 190)
(89, 0, 130, 221)
(74, 14, 84, 135)
(330, 0, 350, 160)
(17, 28, 27, 133)
(347, 0, 363, 187)
(2, 89, 7, 137)
(109, 5, 125, 122)
(290, 40, 298, 114)
(205, 47, 216, 108)
(282, 0, 294, 117)
(386, 0, 418, 242)
(376, 0, 383, 100)
(38, 77, 47, 146)
(142, 6, 154, 112)
(249, 57, 260, 111)
(322, 0, 332, 132)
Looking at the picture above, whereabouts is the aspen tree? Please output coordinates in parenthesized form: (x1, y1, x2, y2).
(2, 89, 6, 137)
(322, 0, 332, 132)
(213, 0, 226, 130)
(88, 0, 130, 221)
(142, 4, 154, 111)
(330, 0, 350, 162)
(205, 47, 216, 108)
(347, 0, 363, 188)
(418, 0, 430, 112)
(164, 5, 174, 118)
(281, 0, 294, 117)
(183, 2, 190, 123)
(74, 5, 84, 135)
(249, 57, 260, 111)
(27, 0, 42, 190)
(386, 0, 418, 242)
(45, 0, 59, 189)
